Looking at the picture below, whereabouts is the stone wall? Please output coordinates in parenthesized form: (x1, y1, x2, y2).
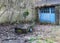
(55, 5, 60, 25)
(0, 0, 36, 24)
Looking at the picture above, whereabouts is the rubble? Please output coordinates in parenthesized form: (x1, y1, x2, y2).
(0, 25, 59, 43)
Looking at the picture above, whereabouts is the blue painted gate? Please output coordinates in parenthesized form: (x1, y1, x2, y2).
(38, 7, 55, 24)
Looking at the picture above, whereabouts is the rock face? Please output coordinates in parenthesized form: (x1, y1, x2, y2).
(0, 0, 36, 24)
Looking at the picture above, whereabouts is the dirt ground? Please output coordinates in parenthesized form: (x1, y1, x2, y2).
(34, 25, 60, 43)
(0, 24, 60, 43)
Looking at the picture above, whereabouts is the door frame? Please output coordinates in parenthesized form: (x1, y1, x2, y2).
(35, 5, 59, 25)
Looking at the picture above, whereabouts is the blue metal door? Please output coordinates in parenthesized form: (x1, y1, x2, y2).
(38, 7, 55, 24)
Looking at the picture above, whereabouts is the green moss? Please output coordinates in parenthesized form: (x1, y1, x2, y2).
(45, 38, 54, 43)
(36, 40, 42, 43)
(17, 30, 22, 33)
(23, 10, 29, 18)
